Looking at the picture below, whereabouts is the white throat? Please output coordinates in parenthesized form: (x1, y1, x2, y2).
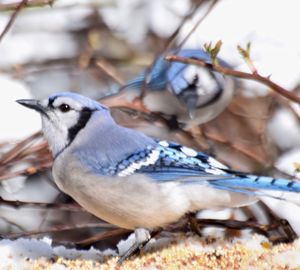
(41, 116, 70, 158)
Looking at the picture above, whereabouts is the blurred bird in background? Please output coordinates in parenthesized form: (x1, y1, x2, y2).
(102, 49, 235, 130)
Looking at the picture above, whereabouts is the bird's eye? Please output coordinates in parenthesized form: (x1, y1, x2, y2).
(59, 104, 71, 113)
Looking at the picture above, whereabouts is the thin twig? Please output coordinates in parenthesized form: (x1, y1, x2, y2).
(197, 218, 297, 243)
(165, 55, 300, 104)
(0, 197, 84, 211)
(277, 96, 300, 125)
(95, 60, 125, 85)
(164, 0, 209, 51)
(0, 162, 52, 181)
(0, 216, 25, 232)
(3, 222, 116, 239)
(0, 131, 52, 181)
(0, 132, 42, 165)
(76, 228, 129, 247)
(176, 0, 219, 50)
(139, 0, 218, 99)
(0, 0, 53, 12)
(0, 0, 28, 43)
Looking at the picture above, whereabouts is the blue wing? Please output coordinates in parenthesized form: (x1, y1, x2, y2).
(122, 49, 221, 93)
(165, 49, 214, 95)
(115, 140, 226, 179)
(115, 140, 300, 195)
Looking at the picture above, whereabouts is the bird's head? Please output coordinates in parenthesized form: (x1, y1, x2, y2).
(17, 92, 110, 157)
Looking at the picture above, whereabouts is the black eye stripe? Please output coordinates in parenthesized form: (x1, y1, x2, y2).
(54, 107, 95, 160)
(67, 107, 93, 143)
(48, 97, 56, 109)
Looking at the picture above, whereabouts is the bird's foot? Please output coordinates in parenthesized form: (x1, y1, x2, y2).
(117, 228, 151, 264)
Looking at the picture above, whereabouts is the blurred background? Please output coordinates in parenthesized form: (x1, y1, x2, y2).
(1, 0, 300, 249)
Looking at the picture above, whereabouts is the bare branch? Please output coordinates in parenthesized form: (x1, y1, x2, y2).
(165, 55, 300, 104)
(75, 228, 129, 246)
(96, 60, 125, 85)
(3, 222, 116, 239)
(176, 0, 219, 50)
(0, 0, 28, 43)
(0, 197, 84, 212)
(0, 0, 53, 12)
(137, 0, 218, 100)
(0, 132, 41, 165)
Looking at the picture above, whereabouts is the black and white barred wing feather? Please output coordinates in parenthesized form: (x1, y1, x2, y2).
(115, 140, 300, 204)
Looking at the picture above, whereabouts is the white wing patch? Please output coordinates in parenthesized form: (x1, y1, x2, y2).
(158, 140, 169, 147)
(180, 146, 198, 157)
(118, 149, 160, 177)
(205, 168, 227, 175)
(208, 157, 229, 170)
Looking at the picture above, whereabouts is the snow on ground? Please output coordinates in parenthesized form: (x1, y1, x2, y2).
(1, 234, 300, 269)
(0, 237, 115, 270)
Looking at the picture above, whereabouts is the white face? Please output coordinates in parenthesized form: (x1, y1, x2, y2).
(40, 96, 87, 157)
(183, 66, 224, 107)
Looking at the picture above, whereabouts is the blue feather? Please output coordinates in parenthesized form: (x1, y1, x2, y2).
(112, 139, 300, 195)
(211, 175, 300, 193)
(123, 49, 217, 93)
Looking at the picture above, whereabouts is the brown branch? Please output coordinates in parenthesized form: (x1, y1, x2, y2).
(137, 1, 219, 100)
(95, 59, 125, 86)
(0, 216, 25, 231)
(176, 0, 219, 50)
(164, 0, 213, 51)
(0, 197, 84, 211)
(3, 222, 116, 239)
(0, 131, 52, 181)
(0, 0, 28, 43)
(197, 218, 297, 243)
(75, 228, 130, 247)
(0, 132, 41, 165)
(165, 55, 300, 104)
(0, 0, 53, 12)
(0, 162, 51, 181)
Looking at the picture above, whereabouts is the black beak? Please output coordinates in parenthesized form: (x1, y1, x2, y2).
(185, 97, 197, 119)
(16, 99, 48, 117)
(177, 88, 198, 119)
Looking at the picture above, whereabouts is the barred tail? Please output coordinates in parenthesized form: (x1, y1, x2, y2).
(211, 175, 300, 193)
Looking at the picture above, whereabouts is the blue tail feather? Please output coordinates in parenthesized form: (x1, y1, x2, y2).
(211, 175, 300, 193)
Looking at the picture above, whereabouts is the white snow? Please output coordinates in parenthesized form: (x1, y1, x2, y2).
(0, 75, 41, 194)
(100, 0, 191, 44)
(0, 75, 40, 142)
(268, 108, 300, 151)
(275, 148, 300, 178)
(0, 237, 115, 269)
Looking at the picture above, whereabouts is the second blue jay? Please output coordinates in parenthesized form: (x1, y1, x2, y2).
(17, 92, 300, 262)
(116, 49, 235, 129)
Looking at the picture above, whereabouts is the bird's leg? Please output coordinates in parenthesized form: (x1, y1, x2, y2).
(117, 228, 151, 264)
(187, 212, 202, 236)
(165, 115, 181, 130)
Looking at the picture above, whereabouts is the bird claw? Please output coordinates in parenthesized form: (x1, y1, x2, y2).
(117, 228, 151, 264)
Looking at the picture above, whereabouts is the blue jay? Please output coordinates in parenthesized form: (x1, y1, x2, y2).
(113, 49, 235, 129)
(17, 92, 300, 263)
